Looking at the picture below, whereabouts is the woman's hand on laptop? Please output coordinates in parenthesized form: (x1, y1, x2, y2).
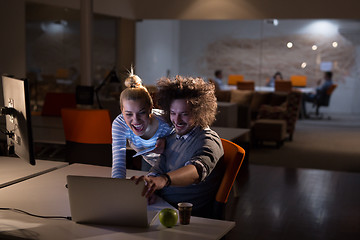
(131, 175, 167, 198)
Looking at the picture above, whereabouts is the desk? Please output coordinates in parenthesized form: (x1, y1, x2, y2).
(31, 115, 65, 145)
(212, 126, 251, 169)
(0, 115, 65, 145)
(212, 126, 250, 142)
(255, 85, 314, 93)
(255, 86, 274, 92)
(0, 163, 235, 240)
(221, 85, 237, 90)
(0, 156, 68, 188)
(214, 102, 239, 128)
(293, 87, 314, 93)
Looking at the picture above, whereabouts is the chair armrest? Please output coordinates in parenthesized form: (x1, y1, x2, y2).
(257, 104, 287, 120)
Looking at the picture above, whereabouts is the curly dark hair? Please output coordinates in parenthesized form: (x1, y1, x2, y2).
(156, 76, 217, 128)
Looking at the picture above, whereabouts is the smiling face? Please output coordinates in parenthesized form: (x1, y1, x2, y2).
(122, 99, 151, 136)
(170, 99, 195, 136)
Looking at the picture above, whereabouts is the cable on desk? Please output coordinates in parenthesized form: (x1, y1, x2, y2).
(0, 207, 72, 220)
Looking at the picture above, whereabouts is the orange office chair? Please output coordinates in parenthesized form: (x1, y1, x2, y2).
(290, 75, 307, 87)
(228, 75, 244, 85)
(213, 138, 245, 219)
(313, 84, 338, 119)
(237, 80, 255, 90)
(275, 80, 292, 92)
(61, 108, 112, 166)
(42, 92, 77, 117)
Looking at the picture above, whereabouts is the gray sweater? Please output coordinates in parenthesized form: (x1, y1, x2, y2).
(150, 126, 224, 215)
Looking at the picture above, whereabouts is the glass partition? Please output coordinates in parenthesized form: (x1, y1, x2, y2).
(25, 3, 116, 110)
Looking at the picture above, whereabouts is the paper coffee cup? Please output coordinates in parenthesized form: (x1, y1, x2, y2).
(177, 202, 193, 225)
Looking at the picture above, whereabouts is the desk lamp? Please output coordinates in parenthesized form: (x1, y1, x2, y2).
(95, 67, 121, 109)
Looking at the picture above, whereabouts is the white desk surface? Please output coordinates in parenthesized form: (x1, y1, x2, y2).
(31, 115, 65, 144)
(255, 85, 315, 93)
(31, 115, 63, 129)
(32, 125, 65, 144)
(212, 126, 250, 142)
(219, 85, 315, 92)
(0, 163, 235, 240)
(0, 156, 68, 188)
(0, 115, 66, 145)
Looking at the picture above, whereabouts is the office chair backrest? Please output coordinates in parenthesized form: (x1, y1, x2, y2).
(326, 84, 337, 95)
(228, 75, 244, 85)
(215, 138, 245, 204)
(317, 84, 338, 106)
(61, 108, 112, 166)
(275, 80, 292, 92)
(237, 81, 255, 90)
(61, 108, 112, 144)
(314, 84, 338, 118)
(42, 92, 77, 117)
(290, 75, 307, 87)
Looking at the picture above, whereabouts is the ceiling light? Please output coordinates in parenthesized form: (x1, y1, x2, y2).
(302, 20, 338, 36)
(265, 19, 279, 26)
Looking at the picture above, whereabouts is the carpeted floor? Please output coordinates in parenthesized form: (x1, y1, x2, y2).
(249, 113, 360, 173)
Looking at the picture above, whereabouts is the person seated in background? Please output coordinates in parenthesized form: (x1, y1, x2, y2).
(211, 69, 226, 90)
(132, 76, 224, 218)
(111, 69, 174, 178)
(302, 71, 334, 118)
(266, 71, 283, 87)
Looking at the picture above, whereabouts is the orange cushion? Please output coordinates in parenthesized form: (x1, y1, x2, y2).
(290, 75, 307, 87)
(228, 75, 244, 85)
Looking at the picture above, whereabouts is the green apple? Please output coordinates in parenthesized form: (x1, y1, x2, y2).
(159, 208, 178, 228)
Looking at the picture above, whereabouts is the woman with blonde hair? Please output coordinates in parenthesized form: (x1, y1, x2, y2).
(111, 70, 173, 178)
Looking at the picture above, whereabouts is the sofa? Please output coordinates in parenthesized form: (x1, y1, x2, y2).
(212, 89, 302, 145)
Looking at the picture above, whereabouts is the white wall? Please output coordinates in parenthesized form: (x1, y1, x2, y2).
(135, 20, 179, 85)
(178, 20, 262, 78)
(348, 47, 360, 113)
(136, 19, 360, 114)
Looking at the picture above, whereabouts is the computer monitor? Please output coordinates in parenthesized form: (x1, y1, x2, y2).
(1, 75, 35, 165)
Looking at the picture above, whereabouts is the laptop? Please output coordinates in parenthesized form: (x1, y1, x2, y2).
(66, 175, 158, 228)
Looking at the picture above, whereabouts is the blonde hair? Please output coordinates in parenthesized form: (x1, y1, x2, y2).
(120, 69, 153, 112)
(124, 69, 143, 88)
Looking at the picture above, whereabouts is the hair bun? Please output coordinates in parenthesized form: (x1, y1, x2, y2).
(124, 67, 143, 88)
(125, 74, 143, 88)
